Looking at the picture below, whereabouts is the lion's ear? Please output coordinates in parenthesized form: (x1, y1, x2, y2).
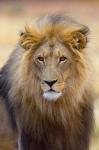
(19, 33, 32, 50)
(19, 26, 33, 50)
(19, 26, 44, 50)
(71, 26, 89, 51)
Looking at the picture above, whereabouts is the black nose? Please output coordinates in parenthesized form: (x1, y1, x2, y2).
(44, 80, 57, 87)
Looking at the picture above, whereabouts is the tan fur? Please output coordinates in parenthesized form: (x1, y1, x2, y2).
(8, 19, 93, 131)
(0, 15, 94, 150)
(19, 24, 87, 51)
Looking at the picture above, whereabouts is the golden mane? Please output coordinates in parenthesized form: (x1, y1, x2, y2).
(19, 23, 88, 51)
(0, 14, 94, 150)
(8, 17, 92, 132)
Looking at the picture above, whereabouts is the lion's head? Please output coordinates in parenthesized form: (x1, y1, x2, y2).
(15, 14, 89, 102)
(7, 14, 92, 129)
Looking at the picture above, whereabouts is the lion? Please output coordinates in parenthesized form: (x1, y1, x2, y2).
(0, 75, 18, 149)
(0, 14, 94, 150)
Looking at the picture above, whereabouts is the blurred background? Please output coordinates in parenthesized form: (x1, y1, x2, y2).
(0, 0, 99, 149)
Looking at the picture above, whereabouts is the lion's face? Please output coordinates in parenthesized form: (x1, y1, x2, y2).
(32, 41, 72, 101)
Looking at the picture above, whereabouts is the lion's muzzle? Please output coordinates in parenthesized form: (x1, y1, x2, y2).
(41, 80, 63, 101)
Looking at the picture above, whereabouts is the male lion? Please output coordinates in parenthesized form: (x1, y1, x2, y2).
(0, 14, 94, 150)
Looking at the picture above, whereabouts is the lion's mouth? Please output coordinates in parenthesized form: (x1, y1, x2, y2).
(43, 89, 62, 101)
(48, 89, 58, 92)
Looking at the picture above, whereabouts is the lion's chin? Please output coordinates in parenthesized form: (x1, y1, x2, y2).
(43, 91, 62, 101)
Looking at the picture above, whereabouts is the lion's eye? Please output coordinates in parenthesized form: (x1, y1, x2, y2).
(37, 56, 44, 63)
(59, 56, 67, 63)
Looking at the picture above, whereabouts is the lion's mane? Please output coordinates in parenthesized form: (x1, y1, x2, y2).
(0, 14, 94, 150)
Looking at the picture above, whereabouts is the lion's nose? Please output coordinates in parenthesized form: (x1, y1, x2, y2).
(44, 80, 57, 87)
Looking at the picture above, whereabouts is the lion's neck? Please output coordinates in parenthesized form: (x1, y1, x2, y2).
(17, 95, 80, 134)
